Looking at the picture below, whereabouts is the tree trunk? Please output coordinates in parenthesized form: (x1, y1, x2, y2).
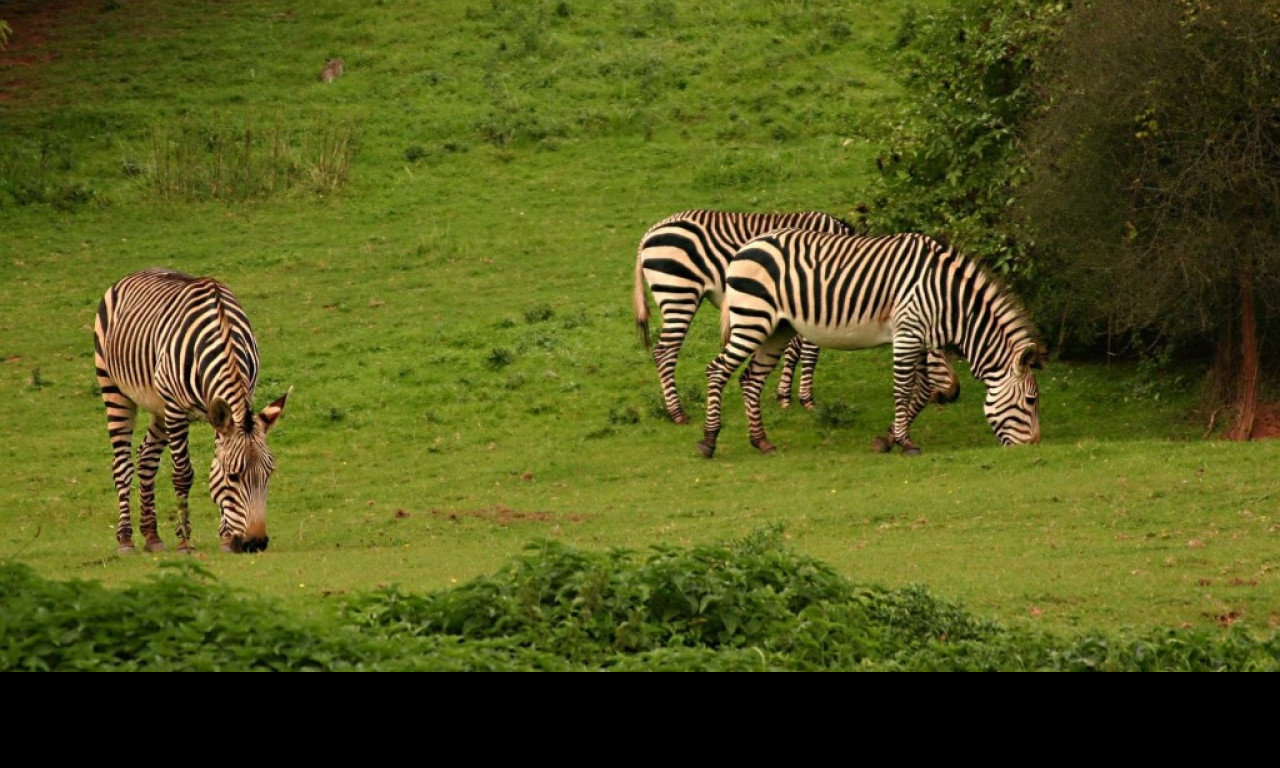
(1225, 267, 1259, 441)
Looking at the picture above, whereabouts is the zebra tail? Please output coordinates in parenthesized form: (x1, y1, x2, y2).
(633, 246, 651, 352)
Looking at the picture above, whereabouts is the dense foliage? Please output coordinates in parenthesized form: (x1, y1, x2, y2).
(856, 0, 1062, 287)
(861, 0, 1280, 434)
(4, 528, 1276, 672)
(1020, 0, 1280, 428)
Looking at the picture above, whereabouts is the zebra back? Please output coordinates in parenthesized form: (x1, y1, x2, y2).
(97, 268, 260, 425)
(633, 209, 854, 350)
(727, 229, 1039, 379)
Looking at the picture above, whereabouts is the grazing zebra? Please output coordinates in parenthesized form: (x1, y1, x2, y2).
(633, 209, 957, 423)
(94, 268, 290, 554)
(697, 229, 1043, 458)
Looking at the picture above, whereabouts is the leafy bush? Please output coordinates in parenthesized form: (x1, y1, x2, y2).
(856, 0, 1063, 287)
(1017, 0, 1280, 418)
(337, 526, 1279, 671)
(4, 528, 1278, 671)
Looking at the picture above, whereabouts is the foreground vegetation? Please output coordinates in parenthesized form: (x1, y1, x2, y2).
(6, 528, 1276, 671)
(1, 0, 1277, 664)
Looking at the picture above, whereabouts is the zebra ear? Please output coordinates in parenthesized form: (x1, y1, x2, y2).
(208, 398, 234, 434)
(1017, 342, 1046, 373)
(258, 386, 292, 434)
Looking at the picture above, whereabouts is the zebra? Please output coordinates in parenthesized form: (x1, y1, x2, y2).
(696, 229, 1043, 458)
(93, 268, 290, 554)
(633, 209, 959, 423)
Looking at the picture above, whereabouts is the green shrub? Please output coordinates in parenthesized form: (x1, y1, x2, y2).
(4, 529, 1278, 671)
(858, 0, 1062, 286)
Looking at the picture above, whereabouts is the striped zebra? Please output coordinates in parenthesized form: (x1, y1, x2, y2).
(94, 268, 290, 554)
(697, 229, 1043, 458)
(633, 209, 959, 423)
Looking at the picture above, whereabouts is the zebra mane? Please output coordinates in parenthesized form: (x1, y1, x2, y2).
(941, 240, 1044, 350)
(204, 279, 255, 433)
(824, 213, 859, 233)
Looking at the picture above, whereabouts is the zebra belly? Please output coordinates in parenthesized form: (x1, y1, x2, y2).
(116, 380, 167, 417)
(791, 319, 892, 351)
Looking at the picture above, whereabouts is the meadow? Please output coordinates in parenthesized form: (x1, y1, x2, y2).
(1, 0, 1276, 653)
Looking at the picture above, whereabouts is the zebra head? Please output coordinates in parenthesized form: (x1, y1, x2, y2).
(207, 388, 291, 553)
(983, 342, 1043, 446)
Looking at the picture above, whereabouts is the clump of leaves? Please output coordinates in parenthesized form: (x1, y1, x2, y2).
(330, 526, 1280, 671)
(0, 559, 381, 671)
(6, 531, 1279, 671)
(858, 0, 1062, 285)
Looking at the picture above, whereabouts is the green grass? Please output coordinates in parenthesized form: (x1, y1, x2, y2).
(2, 0, 1277, 651)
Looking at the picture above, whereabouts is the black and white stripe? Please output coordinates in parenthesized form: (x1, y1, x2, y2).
(697, 229, 1043, 457)
(773, 325, 961, 412)
(633, 209, 955, 422)
(93, 268, 289, 553)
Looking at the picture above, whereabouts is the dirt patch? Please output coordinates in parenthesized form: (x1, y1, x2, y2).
(422, 505, 594, 527)
(0, 3, 64, 102)
(1248, 402, 1280, 440)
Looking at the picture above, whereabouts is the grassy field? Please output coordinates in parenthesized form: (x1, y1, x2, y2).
(2, 0, 1277, 642)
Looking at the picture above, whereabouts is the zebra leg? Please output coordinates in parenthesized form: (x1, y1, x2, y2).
(105, 401, 139, 553)
(698, 352, 735, 458)
(741, 337, 790, 454)
(165, 414, 196, 552)
(795, 338, 820, 410)
(135, 419, 169, 552)
(876, 343, 929, 455)
(652, 292, 701, 424)
(775, 338, 801, 409)
(875, 352, 956, 452)
(926, 349, 961, 404)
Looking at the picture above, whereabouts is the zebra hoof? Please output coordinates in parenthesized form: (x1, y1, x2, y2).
(752, 440, 777, 455)
(117, 543, 136, 555)
(901, 445, 922, 457)
(671, 413, 690, 425)
(177, 542, 196, 555)
(801, 399, 815, 411)
(144, 539, 166, 553)
(696, 440, 717, 459)
(871, 435, 894, 453)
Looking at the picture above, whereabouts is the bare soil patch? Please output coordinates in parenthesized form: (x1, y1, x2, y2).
(1248, 402, 1280, 440)
(420, 505, 594, 527)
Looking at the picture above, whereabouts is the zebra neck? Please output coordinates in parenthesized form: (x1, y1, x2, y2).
(212, 286, 255, 427)
(946, 270, 1034, 384)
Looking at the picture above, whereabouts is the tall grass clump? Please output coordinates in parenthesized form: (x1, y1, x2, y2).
(143, 117, 356, 202)
(0, 136, 100, 210)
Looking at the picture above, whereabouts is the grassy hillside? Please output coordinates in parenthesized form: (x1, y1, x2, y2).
(2, 0, 1277, 641)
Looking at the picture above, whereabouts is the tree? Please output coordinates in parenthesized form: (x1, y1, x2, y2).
(1021, 0, 1280, 439)
(856, 0, 1063, 288)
